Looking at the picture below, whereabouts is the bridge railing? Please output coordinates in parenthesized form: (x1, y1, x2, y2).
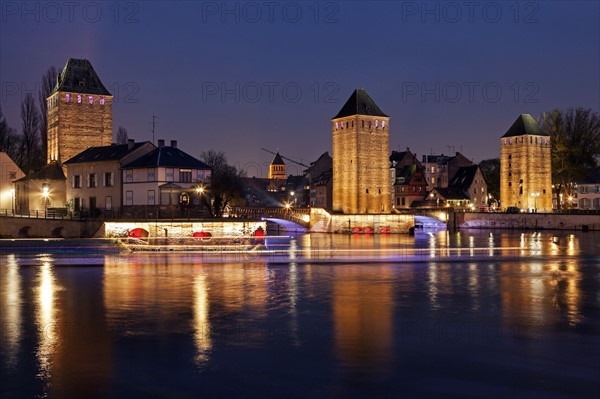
(230, 207, 311, 227)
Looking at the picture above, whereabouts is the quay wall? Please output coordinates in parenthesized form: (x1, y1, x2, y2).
(0, 216, 104, 238)
(459, 213, 600, 231)
(310, 208, 413, 233)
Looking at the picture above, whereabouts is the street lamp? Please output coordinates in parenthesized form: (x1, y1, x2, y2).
(42, 185, 49, 216)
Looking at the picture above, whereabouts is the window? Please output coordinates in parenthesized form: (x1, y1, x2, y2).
(366, 189, 369, 194)
(89, 96, 94, 104)
(104, 172, 113, 187)
(126, 191, 133, 206)
(508, 154, 511, 159)
(509, 138, 512, 144)
(431, 167, 435, 173)
(77, 95, 82, 103)
(375, 120, 379, 128)
(335, 122, 339, 130)
(105, 196, 112, 211)
(100, 97, 105, 105)
(125, 170, 133, 183)
(9, 171, 16, 179)
(382, 120, 385, 128)
(88, 173, 97, 188)
(166, 168, 174, 182)
(89, 196, 96, 210)
(179, 169, 192, 183)
(147, 168, 155, 182)
(66, 93, 71, 102)
(401, 197, 406, 206)
(74, 197, 81, 211)
(148, 190, 155, 205)
(74, 175, 82, 188)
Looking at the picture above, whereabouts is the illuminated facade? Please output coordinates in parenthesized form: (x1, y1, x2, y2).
(332, 89, 390, 214)
(47, 58, 113, 165)
(268, 152, 286, 179)
(500, 114, 552, 211)
(0, 151, 24, 211)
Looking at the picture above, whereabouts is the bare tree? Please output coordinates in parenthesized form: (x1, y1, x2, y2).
(0, 105, 18, 155)
(116, 126, 129, 144)
(20, 94, 41, 171)
(38, 66, 58, 162)
(199, 150, 245, 217)
(539, 108, 600, 208)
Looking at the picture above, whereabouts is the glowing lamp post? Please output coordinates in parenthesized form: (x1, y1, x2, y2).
(42, 186, 49, 216)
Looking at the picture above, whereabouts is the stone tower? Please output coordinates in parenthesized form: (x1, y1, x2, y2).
(332, 89, 390, 214)
(500, 114, 552, 211)
(268, 152, 286, 179)
(47, 58, 113, 165)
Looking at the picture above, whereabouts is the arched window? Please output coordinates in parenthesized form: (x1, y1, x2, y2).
(382, 120, 386, 128)
(375, 120, 379, 128)
(65, 93, 71, 103)
(335, 122, 339, 130)
(361, 120, 364, 128)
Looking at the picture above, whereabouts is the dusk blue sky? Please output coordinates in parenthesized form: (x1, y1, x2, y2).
(1, 1, 599, 177)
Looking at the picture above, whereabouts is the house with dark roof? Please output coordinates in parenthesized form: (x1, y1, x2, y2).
(392, 163, 428, 209)
(120, 140, 211, 213)
(14, 162, 66, 214)
(430, 165, 488, 209)
(64, 140, 155, 214)
(304, 152, 332, 209)
(576, 167, 600, 210)
(422, 152, 473, 189)
(0, 151, 24, 212)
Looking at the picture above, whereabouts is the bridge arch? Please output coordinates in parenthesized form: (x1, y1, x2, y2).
(263, 218, 308, 233)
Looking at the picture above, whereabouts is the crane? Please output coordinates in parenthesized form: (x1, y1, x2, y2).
(261, 148, 309, 168)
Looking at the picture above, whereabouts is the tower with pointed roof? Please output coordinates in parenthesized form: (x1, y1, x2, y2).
(332, 89, 390, 214)
(47, 58, 113, 165)
(500, 114, 552, 211)
(269, 152, 286, 179)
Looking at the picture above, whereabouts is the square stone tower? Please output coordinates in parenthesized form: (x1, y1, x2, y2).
(268, 152, 286, 179)
(500, 114, 552, 211)
(47, 58, 113, 165)
(332, 89, 390, 214)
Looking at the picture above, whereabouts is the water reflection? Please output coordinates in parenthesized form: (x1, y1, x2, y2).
(193, 271, 211, 364)
(333, 266, 393, 372)
(36, 259, 58, 381)
(1, 254, 21, 369)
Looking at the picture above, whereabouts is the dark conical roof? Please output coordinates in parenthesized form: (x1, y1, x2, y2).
(502, 114, 546, 138)
(51, 58, 111, 96)
(271, 152, 285, 165)
(333, 89, 388, 119)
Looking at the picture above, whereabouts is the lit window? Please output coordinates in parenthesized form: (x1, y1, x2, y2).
(504, 139, 507, 145)
(382, 120, 385, 128)
(100, 97, 105, 105)
(77, 95, 82, 103)
(335, 122, 339, 130)
(509, 138, 513, 144)
(375, 120, 379, 128)
(66, 94, 71, 102)
(147, 168, 155, 181)
(89, 96, 94, 104)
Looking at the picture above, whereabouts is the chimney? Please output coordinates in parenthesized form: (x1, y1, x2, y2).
(157, 139, 165, 147)
(170, 140, 177, 148)
(127, 139, 134, 150)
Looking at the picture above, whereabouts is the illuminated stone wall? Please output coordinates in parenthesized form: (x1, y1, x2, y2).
(310, 207, 413, 233)
(500, 135, 552, 211)
(47, 92, 113, 166)
(104, 220, 267, 238)
(332, 116, 390, 214)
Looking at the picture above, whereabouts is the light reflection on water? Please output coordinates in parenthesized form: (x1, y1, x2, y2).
(0, 230, 599, 398)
